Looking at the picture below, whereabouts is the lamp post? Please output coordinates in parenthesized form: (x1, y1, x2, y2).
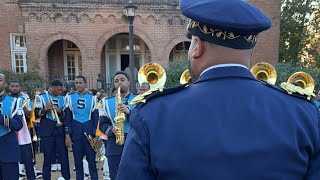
(97, 73, 103, 90)
(125, 1, 137, 93)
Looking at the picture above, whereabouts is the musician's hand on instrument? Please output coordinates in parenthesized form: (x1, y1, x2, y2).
(45, 103, 54, 111)
(112, 126, 118, 135)
(65, 134, 72, 148)
(118, 104, 130, 114)
(55, 108, 62, 114)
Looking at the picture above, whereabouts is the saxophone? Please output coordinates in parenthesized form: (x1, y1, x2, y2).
(114, 87, 126, 145)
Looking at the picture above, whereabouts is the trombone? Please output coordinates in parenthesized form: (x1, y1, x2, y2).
(48, 96, 63, 126)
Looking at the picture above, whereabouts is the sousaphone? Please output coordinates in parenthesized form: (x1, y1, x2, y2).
(138, 62, 166, 89)
(180, 69, 192, 84)
(250, 62, 277, 85)
(287, 72, 315, 93)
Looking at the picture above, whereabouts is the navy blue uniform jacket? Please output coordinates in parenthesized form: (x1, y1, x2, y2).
(117, 66, 320, 180)
(0, 94, 23, 162)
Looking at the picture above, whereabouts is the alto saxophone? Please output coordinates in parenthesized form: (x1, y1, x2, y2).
(114, 87, 125, 145)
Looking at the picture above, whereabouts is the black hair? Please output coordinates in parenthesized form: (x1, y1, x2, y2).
(50, 79, 63, 87)
(75, 75, 87, 83)
(113, 71, 130, 81)
(90, 89, 97, 95)
(9, 79, 20, 85)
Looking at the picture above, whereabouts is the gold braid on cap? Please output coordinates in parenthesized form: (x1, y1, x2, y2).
(187, 21, 257, 43)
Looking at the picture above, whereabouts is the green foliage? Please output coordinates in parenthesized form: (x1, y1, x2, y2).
(165, 59, 189, 88)
(0, 69, 45, 98)
(280, 0, 320, 64)
(274, 62, 320, 91)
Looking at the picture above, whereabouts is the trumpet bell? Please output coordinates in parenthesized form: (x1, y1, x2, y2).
(287, 72, 315, 92)
(180, 69, 192, 84)
(138, 62, 166, 89)
(250, 62, 277, 85)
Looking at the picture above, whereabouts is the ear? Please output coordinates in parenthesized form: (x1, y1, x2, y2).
(191, 36, 204, 59)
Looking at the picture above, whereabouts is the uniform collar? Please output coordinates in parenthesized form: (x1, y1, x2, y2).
(9, 92, 21, 98)
(77, 91, 86, 96)
(194, 65, 256, 84)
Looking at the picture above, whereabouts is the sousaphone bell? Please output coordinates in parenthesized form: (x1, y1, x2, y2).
(138, 62, 166, 89)
(180, 69, 192, 84)
(250, 62, 277, 85)
(287, 72, 315, 93)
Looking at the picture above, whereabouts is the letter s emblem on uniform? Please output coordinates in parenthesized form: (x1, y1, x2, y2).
(77, 99, 86, 109)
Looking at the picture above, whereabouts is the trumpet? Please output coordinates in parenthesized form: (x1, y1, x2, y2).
(48, 96, 63, 126)
(84, 132, 106, 162)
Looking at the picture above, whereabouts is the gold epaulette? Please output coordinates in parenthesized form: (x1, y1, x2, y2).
(130, 87, 164, 105)
(280, 82, 316, 100)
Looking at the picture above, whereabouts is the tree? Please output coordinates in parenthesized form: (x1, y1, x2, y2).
(280, 0, 320, 65)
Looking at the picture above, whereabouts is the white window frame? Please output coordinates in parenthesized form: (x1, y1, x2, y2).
(63, 40, 80, 82)
(10, 33, 27, 73)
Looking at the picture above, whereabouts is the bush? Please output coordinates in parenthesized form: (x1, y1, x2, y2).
(0, 69, 46, 98)
(165, 59, 189, 88)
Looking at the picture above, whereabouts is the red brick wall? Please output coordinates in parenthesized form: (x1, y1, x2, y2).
(0, 1, 281, 84)
(251, 0, 281, 66)
(0, 1, 24, 70)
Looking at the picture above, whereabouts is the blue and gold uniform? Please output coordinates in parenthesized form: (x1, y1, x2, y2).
(99, 93, 135, 180)
(116, 0, 320, 179)
(35, 91, 70, 180)
(0, 93, 23, 180)
(65, 91, 99, 180)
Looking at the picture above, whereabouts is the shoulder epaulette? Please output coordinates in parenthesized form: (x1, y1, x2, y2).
(280, 82, 316, 100)
(130, 84, 188, 106)
(260, 80, 316, 102)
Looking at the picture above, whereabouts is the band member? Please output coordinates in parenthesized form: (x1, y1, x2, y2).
(34, 80, 70, 180)
(117, 0, 320, 179)
(8, 80, 36, 180)
(99, 71, 136, 180)
(0, 73, 23, 180)
(138, 82, 150, 94)
(65, 75, 99, 180)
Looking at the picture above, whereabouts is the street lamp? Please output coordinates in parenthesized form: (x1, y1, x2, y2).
(97, 73, 103, 90)
(125, 1, 137, 93)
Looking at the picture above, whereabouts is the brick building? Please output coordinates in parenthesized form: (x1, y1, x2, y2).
(0, 0, 281, 90)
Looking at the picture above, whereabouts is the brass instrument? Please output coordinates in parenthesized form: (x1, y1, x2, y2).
(84, 132, 106, 162)
(48, 96, 63, 126)
(180, 69, 192, 84)
(287, 72, 315, 93)
(250, 62, 277, 85)
(114, 87, 125, 145)
(138, 62, 166, 89)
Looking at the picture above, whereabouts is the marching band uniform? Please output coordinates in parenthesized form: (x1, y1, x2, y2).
(35, 91, 70, 180)
(116, 0, 320, 179)
(11, 92, 36, 180)
(99, 92, 135, 180)
(65, 91, 99, 180)
(0, 92, 23, 180)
